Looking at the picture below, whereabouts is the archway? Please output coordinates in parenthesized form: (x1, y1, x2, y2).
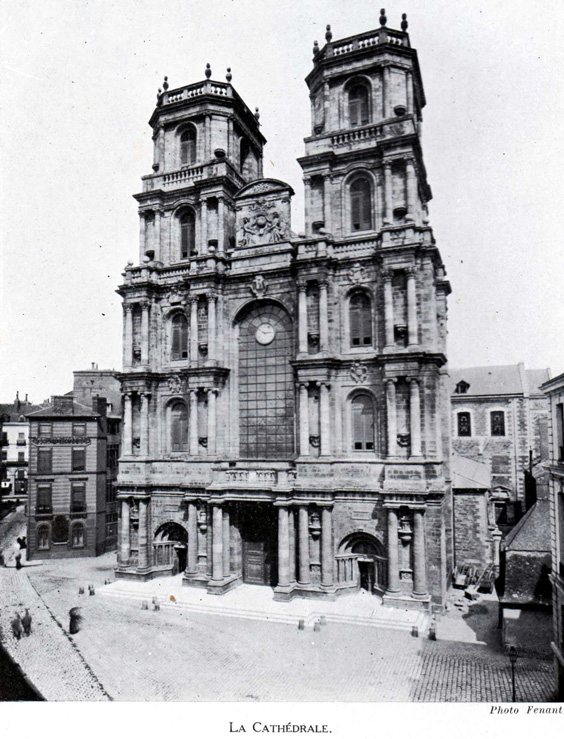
(340, 532, 387, 594)
(154, 522, 188, 575)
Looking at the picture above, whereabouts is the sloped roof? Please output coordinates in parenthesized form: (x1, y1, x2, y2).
(0, 402, 44, 422)
(451, 364, 551, 397)
(451, 454, 491, 489)
(26, 399, 100, 419)
(503, 499, 551, 553)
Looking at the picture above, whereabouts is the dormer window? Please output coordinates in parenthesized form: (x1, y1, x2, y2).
(455, 381, 470, 395)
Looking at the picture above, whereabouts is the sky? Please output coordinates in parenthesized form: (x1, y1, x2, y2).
(1, 0, 563, 404)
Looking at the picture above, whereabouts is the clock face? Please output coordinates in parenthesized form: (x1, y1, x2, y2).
(255, 322, 276, 345)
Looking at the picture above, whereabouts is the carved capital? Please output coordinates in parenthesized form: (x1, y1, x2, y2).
(297, 280, 307, 293)
(405, 266, 417, 279)
(382, 270, 394, 284)
(124, 304, 134, 314)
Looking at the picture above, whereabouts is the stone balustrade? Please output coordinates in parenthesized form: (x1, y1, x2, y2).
(336, 554, 360, 584)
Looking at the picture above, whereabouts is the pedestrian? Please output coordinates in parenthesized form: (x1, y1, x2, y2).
(11, 613, 23, 640)
(22, 608, 32, 636)
(15, 553, 22, 570)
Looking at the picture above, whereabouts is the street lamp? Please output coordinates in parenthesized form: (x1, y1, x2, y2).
(508, 646, 518, 702)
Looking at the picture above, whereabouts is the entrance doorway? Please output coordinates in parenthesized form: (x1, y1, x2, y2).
(239, 503, 277, 586)
(153, 522, 188, 575)
(339, 532, 388, 595)
(358, 559, 375, 592)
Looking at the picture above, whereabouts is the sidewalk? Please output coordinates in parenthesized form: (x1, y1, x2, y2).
(0, 568, 110, 701)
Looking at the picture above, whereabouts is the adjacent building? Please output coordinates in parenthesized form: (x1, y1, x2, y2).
(26, 392, 119, 559)
(540, 370, 564, 698)
(451, 364, 550, 527)
(0, 393, 43, 502)
(115, 15, 454, 610)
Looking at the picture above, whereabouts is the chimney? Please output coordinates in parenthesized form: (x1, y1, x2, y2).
(92, 395, 107, 418)
(52, 396, 74, 415)
(24, 393, 28, 404)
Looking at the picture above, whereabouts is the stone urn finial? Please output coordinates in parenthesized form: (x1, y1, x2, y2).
(380, 8, 387, 26)
(401, 13, 408, 32)
(162, 75, 169, 91)
(205, 63, 212, 79)
(226, 67, 232, 82)
(312, 40, 319, 55)
(325, 24, 332, 43)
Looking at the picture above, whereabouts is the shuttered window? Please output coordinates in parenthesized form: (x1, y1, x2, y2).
(350, 178, 372, 231)
(352, 394, 374, 450)
(171, 403, 188, 451)
(171, 314, 188, 360)
(350, 293, 372, 347)
(348, 84, 369, 127)
(180, 128, 196, 165)
(180, 212, 196, 259)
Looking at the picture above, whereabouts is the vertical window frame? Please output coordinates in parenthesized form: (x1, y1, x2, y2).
(457, 411, 472, 437)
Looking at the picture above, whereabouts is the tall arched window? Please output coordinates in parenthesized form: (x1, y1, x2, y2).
(180, 127, 197, 166)
(348, 83, 370, 127)
(350, 293, 372, 347)
(171, 313, 188, 361)
(179, 210, 196, 259)
(171, 403, 189, 451)
(350, 177, 372, 232)
(351, 394, 374, 451)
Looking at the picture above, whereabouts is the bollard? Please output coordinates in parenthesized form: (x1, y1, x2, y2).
(313, 621, 321, 632)
(411, 625, 419, 638)
(78, 587, 84, 595)
(319, 615, 327, 626)
(141, 601, 149, 610)
(298, 619, 305, 631)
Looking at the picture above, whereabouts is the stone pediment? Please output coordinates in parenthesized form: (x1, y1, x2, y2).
(235, 178, 293, 248)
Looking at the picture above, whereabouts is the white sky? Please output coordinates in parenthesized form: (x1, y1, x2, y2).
(1, 0, 563, 404)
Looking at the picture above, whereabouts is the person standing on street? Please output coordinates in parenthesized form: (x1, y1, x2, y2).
(22, 608, 32, 636)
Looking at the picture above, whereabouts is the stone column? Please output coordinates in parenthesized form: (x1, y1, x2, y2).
(409, 379, 422, 457)
(412, 509, 428, 597)
(320, 506, 334, 588)
(120, 499, 130, 565)
(406, 267, 418, 347)
(207, 294, 216, 361)
(288, 508, 296, 584)
(383, 271, 394, 348)
(186, 502, 198, 575)
(139, 213, 146, 255)
(386, 508, 400, 593)
(207, 388, 217, 455)
(298, 506, 311, 585)
(405, 159, 417, 222)
(386, 379, 397, 457)
(123, 393, 132, 456)
(319, 383, 331, 456)
(298, 283, 308, 353)
(299, 383, 310, 456)
(323, 177, 332, 233)
(200, 199, 208, 255)
(383, 66, 391, 118)
(140, 302, 150, 365)
(140, 392, 150, 456)
(406, 70, 414, 115)
(190, 298, 198, 364)
(319, 281, 329, 351)
(277, 505, 290, 588)
(212, 504, 223, 581)
(383, 163, 393, 225)
(222, 506, 231, 576)
(154, 211, 161, 260)
(189, 390, 199, 455)
(138, 499, 149, 570)
(217, 198, 225, 254)
(123, 305, 133, 370)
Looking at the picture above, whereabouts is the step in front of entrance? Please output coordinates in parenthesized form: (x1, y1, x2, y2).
(99, 584, 429, 633)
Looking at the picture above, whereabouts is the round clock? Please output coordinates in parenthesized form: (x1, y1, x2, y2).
(255, 322, 276, 345)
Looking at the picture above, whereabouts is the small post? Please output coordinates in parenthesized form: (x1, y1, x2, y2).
(509, 646, 518, 702)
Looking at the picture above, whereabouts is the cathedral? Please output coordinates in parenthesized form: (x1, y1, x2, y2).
(116, 12, 453, 611)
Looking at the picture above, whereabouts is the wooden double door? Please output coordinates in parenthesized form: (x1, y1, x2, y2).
(240, 503, 277, 586)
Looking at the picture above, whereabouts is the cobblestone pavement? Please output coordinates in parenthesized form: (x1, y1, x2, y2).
(21, 554, 557, 702)
(0, 568, 110, 701)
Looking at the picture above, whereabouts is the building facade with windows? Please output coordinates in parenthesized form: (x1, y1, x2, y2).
(116, 16, 453, 610)
(0, 394, 43, 502)
(540, 371, 564, 699)
(451, 364, 550, 526)
(26, 395, 118, 559)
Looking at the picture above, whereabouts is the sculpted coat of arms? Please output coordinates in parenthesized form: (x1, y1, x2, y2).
(238, 209, 287, 247)
(348, 263, 367, 285)
(167, 375, 183, 394)
(350, 361, 368, 384)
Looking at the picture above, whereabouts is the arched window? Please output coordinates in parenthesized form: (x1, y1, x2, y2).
(37, 525, 50, 550)
(350, 177, 372, 232)
(171, 313, 188, 361)
(348, 83, 370, 127)
(352, 394, 374, 451)
(171, 402, 188, 451)
(71, 523, 84, 548)
(180, 128, 197, 166)
(350, 293, 372, 347)
(457, 412, 471, 437)
(179, 210, 196, 259)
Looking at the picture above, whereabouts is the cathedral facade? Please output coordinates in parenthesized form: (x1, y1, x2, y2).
(116, 14, 453, 611)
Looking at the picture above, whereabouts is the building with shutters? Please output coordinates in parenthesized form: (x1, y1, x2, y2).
(115, 14, 454, 610)
(0, 394, 43, 502)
